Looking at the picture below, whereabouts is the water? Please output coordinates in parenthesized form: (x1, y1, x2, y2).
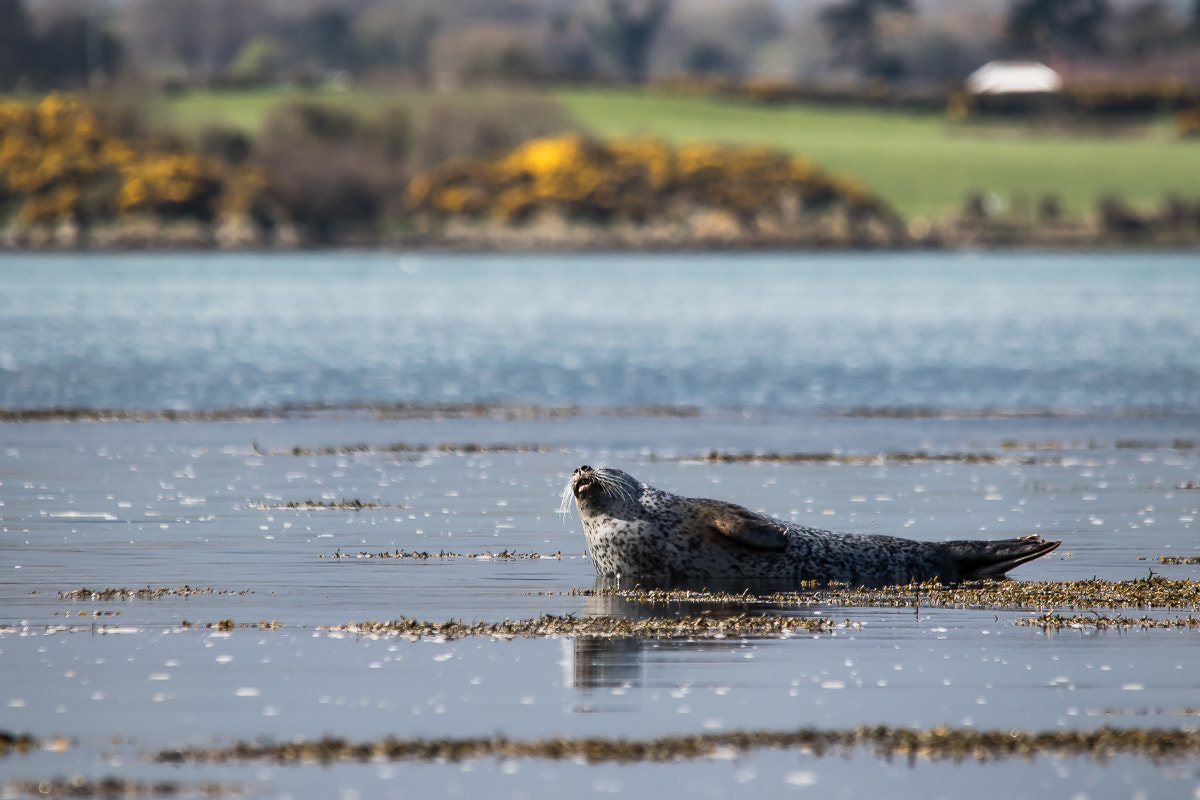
(2, 251, 1200, 799)
(2, 251, 1198, 412)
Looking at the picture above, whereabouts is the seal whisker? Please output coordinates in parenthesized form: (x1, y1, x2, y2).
(594, 470, 635, 503)
(556, 479, 576, 517)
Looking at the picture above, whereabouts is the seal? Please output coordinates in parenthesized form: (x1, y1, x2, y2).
(566, 465, 1061, 585)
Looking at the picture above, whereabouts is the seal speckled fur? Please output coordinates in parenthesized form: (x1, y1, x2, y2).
(568, 466, 1061, 585)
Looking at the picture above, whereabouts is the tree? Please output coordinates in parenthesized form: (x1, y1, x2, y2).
(293, 6, 355, 73)
(118, 0, 274, 82)
(588, 0, 670, 83)
(355, 5, 440, 81)
(1114, 1, 1182, 60)
(818, 0, 913, 80)
(683, 41, 739, 76)
(0, 0, 36, 88)
(1006, 0, 1110, 59)
(36, 14, 124, 87)
(672, 1, 782, 80)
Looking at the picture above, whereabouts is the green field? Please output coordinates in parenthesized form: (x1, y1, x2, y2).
(164, 85, 541, 132)
(556, 89, 1199, 220)
(165, 85, 1200, 220)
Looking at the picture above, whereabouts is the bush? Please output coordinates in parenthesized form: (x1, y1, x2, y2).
(406, 133, 897, 232)
(1176, 108, 1200, 139)
(0, 93, 265, 228)
(254, 101, 411, 242)
(249, 94, 568, 241)
(406, 94, 571, 173)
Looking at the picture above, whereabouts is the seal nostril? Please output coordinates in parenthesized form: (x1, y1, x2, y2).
(576, 465, 592, 474)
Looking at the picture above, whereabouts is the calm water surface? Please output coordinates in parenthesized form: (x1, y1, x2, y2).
(1, 250, 1198, 412)
(2, 251, 1199, 798)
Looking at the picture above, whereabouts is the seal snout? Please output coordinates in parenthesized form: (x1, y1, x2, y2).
(572, 465, 596, 498)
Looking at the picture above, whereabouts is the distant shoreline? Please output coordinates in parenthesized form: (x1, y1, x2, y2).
(3, 225, 1198, 253)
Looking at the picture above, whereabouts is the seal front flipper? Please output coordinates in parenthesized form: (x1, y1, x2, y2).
(696, 500, 790, 551)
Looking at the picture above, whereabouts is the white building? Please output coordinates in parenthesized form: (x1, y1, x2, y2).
(966, 61, 1063, 96)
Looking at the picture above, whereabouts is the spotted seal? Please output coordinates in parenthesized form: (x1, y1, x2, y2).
(566, 465, 1061, 585)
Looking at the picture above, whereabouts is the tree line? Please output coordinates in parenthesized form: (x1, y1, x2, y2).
(3, 0, 1200, 92)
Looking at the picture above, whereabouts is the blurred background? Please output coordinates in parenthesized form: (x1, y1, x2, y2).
(2, 0, 1200, 248)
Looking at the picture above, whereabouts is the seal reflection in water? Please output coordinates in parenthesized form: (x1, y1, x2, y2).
(567, 465, 1061, 586)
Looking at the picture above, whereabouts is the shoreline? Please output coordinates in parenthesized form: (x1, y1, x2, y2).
(3, 220, 1199, 253)
(3, 237, 1198, 254)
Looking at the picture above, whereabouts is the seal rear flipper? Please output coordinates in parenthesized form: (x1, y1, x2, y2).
(697, 500, 790, 551)
(943, 534, 1062, 578)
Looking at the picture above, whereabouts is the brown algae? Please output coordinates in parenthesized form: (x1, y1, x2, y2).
(0, 731, 39, 757)
(153, 725, 1200, 766)
(55, 587, 252, 601)
(249, 499, 396, 510)
(321, 549, 562, 560)
(323, 613, 842, 640)
(2, 776, 237, 797)
(566, 575, 1200, 611)
(282, 442, 563, 457)
(693, 449, 1051, 466)
(0, 401, 699, 424)
(179, 620, 282, 631)
(1016, 613, 1200, 630)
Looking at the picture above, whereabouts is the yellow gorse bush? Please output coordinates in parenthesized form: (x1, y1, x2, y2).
(0, 94, 266, 225)
(407, 133, 891, 227)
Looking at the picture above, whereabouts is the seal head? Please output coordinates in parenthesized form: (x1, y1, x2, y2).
(570, 465, 800, 579)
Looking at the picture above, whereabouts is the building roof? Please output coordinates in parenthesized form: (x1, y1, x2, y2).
(966, 61, 1063, 95)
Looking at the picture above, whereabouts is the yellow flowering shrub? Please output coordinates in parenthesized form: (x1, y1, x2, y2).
(406, 133, 894, 229)
(1174, 108, 1200, 139)
(0, 94, 265, 227)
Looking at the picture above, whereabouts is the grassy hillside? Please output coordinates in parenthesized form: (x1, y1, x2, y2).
(555, 89, 1198, 220)
(164, 85, 1200, 220)
(165, 86, 540, 133)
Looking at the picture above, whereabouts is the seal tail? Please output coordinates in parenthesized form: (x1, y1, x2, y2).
(942, 534, 1061, 579)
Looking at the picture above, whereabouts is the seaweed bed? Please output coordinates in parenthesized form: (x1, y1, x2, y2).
(561, 575, 1200, 611)
(150, 725, 1200, 766)
(24, 576, 1200, 640)
(322, 613, 842, 640)
(0, 776, 238, 798)
(10, 725, 1200, 772)
(44, 575, 1200, 612)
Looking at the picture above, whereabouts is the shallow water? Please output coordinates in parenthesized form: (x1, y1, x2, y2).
(2, 252, 1200, 798)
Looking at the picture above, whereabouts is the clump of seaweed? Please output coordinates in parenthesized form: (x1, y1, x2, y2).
(1100, 707, 1200, 717)
(57, 587, 251, 601)
(1016, 613, 1200, 630)
(567, 574, 1200, 611)
(694, 449, 1049, 466)
(321, 549, 562, 560)
(179, 620, 281, 631)
(283, 442, 560, 457)
(154, 724, 1200, 766)
(2, 776, 237, 797)
(0, 731, 39, 757)
(0, 401, 699, 424)
(323, 613, 841, 641)
(249, 499, 394, 510)
(1159, 556, 1200, 565)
